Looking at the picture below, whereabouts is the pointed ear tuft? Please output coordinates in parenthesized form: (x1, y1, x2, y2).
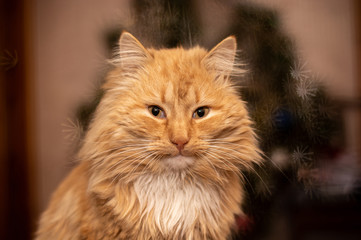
(110, 32, 150, 72)
(202, 36, 243, 79)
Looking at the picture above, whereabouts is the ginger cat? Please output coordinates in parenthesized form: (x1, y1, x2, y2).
(36, 32, 261, 239)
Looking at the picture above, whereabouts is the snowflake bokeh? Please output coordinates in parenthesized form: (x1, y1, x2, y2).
(295, 78, 317, 100)
(290, 59, 310, 81)
(62, 118, 84, 144)
(290, 59, 318, 101)
(291, 146, 313, 166)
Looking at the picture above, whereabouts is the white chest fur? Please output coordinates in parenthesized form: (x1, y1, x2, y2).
(133, 173, 222, 236)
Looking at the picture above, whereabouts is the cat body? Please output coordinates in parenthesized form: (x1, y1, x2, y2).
(36, 32, 261, 239)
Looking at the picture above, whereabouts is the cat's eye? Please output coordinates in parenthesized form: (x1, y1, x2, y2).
(148, 105, 166, 118)
(193, 106, 210, 119)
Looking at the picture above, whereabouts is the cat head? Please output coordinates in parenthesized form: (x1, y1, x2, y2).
(81, 32, 261, 184)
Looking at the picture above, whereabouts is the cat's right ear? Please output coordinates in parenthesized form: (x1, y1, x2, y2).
(111, 32, 151, 72)
(202, 36, 245, 83)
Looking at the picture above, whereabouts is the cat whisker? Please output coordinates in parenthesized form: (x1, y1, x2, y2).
(204, 140, 262, 152)
(203, 150, 257, 191)
(205, 139, 260, 151)
(204, 140, 264, 160)
(208, 139, 289, 182)
(126, 152, 157, 175)
(89, 145, 146, 159)
(91, 145, 149, 165)
(79, 131, 122, 142)
(82, 141, 151, 149)
(205, 146, 271, 194)
(114, 138, 153, 143)
(109, 151, 157, 185)
(196, 153, 223, 182)
(139, 154, 159, 177)
(103, 147, 152, 173)
(205, 149, 255, 192)
(201, 151, 237, 173)
(90, 145, 151, 172)
(207, 144, 258, 166)
(82, 137, 152, 145)
(125, 152, 159, 180)
(208, 146, 258, 172)
(184, 166, 197, 183)
(83, 142, 151, 162)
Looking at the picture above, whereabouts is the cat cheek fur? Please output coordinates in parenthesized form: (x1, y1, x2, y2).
(35, 32, 262, 240)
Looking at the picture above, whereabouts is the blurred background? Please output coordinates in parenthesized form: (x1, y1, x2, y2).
(1, 0, 360, 239)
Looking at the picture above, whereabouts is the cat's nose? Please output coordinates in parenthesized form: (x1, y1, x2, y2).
(171, 137, 189, 153)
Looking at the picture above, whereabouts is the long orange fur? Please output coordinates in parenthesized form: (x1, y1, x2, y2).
(36, 32, 262, 240)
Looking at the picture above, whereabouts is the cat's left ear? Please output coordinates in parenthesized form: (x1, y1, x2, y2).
(202, 36, 241, 79)
(112, 32, 151, 72)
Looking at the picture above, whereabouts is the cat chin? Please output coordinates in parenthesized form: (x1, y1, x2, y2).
(162, 155, 194, 170)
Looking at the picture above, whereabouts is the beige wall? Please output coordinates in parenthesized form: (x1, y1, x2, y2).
(34, 0, 131, 217)
(253, 0, 357, 99)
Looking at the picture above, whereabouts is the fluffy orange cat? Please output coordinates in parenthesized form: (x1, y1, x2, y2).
(36, 32, 262, 239)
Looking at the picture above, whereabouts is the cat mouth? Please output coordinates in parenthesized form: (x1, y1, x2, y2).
(162, 155, 195, 170)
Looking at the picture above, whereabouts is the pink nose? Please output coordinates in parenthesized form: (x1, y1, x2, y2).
(171, 138, 189, 152)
